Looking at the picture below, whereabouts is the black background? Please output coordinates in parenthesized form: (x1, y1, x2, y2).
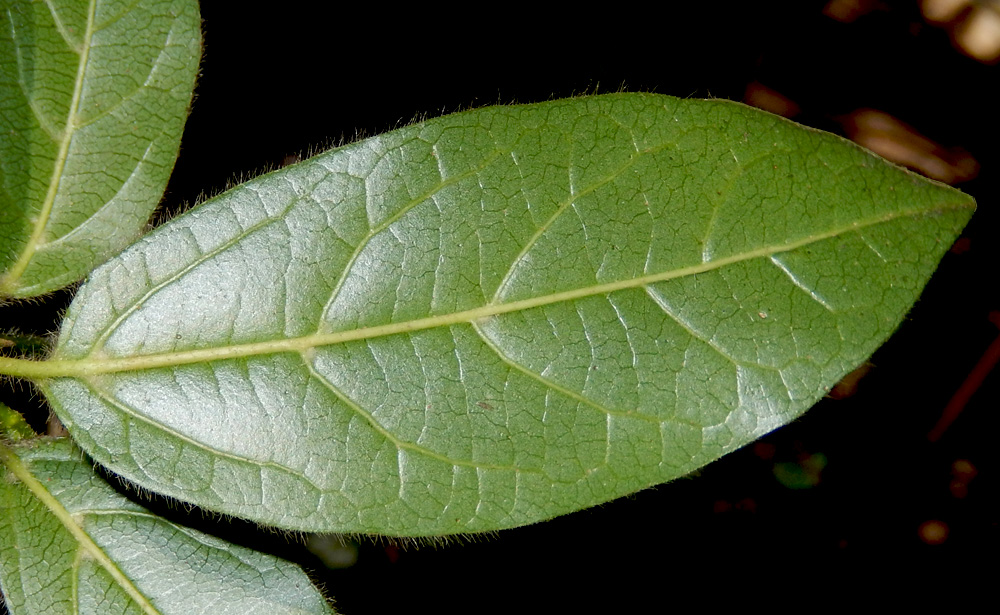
(2, 0, 996, 611)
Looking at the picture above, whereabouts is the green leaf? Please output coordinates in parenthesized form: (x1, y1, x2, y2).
(38, 93, 974, 535)
(0, 0, 200, 298)
(0, 438, 334, 615)
(0, 401, 35, 441)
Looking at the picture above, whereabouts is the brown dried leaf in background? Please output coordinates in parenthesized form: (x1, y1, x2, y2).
(956, 3, 1000, 61)
(921, 0, 972, 24)
(839, 109, 979, 183)
(829, 362, 875, 400)
(744, 82, 801, 117)
(921, 0, 1000, 62)
(824, 0, 888, 23)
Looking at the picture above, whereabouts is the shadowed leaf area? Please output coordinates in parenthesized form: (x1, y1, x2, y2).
(0, 438, 333, 615)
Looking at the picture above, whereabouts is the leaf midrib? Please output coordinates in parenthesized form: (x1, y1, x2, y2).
(35, 201, 969, 379)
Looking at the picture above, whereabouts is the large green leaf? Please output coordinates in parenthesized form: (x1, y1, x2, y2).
(0, 0, 200, 298)
(0, 438, 334, 615)
(38, 93, 974, 535)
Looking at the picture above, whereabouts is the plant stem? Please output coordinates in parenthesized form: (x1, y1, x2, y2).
(0, 356, 55, 380)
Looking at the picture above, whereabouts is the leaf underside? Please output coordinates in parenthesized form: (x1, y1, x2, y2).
(41, 93, 974, 535)
(0, 0, 200, 298)
(0, 439, 333, 615)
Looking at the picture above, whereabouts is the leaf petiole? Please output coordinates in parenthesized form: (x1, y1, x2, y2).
(0, 356, 55, 381)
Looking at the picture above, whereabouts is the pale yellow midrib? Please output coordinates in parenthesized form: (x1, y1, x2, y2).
(35, 202, 968, 379)
(0, 0, 96, 294)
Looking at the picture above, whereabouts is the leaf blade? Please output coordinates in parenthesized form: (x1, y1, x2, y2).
(0, 439, 334, 615)
(0, 0, 200, 298)
(42, 93, 974, 534)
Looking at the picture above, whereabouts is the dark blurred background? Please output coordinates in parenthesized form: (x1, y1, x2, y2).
(2, 0, 996, 611)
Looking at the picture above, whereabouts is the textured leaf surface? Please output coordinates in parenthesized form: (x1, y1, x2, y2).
(0, 439, 333, 615)
(0, 0, 200, 298)
(0, 401, 34, 441)
(41, 93, 974, 535)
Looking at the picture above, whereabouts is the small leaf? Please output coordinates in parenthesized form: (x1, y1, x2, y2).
(0, 401, 35, 441)
(40, 94, 974, 535)
(0, 0, 200, 298)
(0, 439, 334, 615)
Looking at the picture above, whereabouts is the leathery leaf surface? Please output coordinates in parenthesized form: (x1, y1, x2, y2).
(41, 94, 974, 535)
(0, 438, 333, 615)
(0, 0, 200, 298)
